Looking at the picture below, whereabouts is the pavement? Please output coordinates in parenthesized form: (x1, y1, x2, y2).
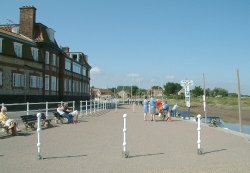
(0, 104, 250, 173)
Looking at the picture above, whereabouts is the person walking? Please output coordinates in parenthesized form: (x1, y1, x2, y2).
(143, 96, 149, 121)
(150, 95, 156, 121)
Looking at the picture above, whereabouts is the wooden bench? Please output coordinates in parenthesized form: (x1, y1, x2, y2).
(53, 112, 68, 124)
(20, 114, 52, 130)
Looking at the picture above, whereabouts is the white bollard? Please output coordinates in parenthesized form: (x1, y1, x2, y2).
(197, 114, 202, 155)
(122, 114, 129, 158)
(37, 113, 43, 160)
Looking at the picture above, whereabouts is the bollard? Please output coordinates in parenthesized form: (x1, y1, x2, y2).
(122, 114, 129, 158)
(197, 114, 202, 155)
(37, 113, 43, 160)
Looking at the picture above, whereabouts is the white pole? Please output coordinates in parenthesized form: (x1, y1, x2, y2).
(80, 101, 82, 116)
(45, 102, 48, 119)
(122, 114, 129, 158)
(203, 73, 207, 124)
(27, 102, 29, 115)
(90, 100, 92, 114)
(37, 113, 43, 160)
(73, 101, 75, 111)
(94, 101, 96, 113)
(237, 69, 243, 133)
(85, 101, 88, 116)
(197, 114, 202, 155)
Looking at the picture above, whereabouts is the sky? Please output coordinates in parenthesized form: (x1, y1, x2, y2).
(1, 0, 250, 94)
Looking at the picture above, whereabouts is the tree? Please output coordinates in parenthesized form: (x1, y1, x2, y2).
(163, 82, 182, 96)
(211, 88, 228, 97)
(192, 86, 203, 97)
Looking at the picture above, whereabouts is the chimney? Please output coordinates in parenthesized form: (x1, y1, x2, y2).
(62, 47, 70, 53)
(19, 6, 36, 39)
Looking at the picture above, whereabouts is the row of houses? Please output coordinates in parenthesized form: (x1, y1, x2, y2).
(0, 6, 91, 103)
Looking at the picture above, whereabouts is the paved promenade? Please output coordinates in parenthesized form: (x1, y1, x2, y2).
(0, 104, 250, 173)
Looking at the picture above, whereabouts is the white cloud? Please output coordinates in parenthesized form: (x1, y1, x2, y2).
(90, 66, 102, 76)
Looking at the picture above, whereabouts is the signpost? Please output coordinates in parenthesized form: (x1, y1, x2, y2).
(181, 80, 193, 119)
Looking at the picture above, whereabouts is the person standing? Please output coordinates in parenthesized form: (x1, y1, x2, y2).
(143, 96, 149, 120)
(150, 95, 156, 121)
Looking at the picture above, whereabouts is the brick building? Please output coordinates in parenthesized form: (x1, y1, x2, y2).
(0, 6, 91, 103)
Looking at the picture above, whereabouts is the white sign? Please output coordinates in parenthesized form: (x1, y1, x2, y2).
(181, 79, 193, 108)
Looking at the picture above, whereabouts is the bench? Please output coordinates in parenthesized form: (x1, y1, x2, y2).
(53, 112, 68, 124)
(20, 114, 52, 130)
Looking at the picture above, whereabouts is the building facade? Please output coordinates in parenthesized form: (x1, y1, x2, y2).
(0, 6, 91, 103)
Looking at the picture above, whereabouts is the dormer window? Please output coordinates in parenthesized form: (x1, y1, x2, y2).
(14, 42, 23, 57)
(46, 28, 55, 42)
(0, 38, 3, 53)
(31, 47, 39, 61)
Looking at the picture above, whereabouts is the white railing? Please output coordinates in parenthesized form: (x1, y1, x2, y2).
(1, 99, 119, 121)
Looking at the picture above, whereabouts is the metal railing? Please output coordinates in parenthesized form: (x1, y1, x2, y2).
(1, 99, 119, 122)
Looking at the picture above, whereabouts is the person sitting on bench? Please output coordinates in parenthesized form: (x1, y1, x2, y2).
(56, 103, 79, 124)
(0, 106, 21, 134)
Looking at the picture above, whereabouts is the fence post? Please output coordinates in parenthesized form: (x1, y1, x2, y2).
(37, 113, 43, 160)
(80, 101, 82, 116)
(122, 114, 129, 158)
(27, 102, 29, 115)
(73, 101, 75, 111)
(85, 101, 88, 116)
(45, 102, 48, 119)
(94, 101, 96, 113)
(197, 114, 202, 155)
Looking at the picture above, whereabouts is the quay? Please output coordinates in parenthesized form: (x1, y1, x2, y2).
(0, 104, 250, 173)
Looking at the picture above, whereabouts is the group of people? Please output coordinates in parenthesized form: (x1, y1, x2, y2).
(0, 106, 21, 135)
(56, 102, 79, 124)
(143, 96, 178, 121)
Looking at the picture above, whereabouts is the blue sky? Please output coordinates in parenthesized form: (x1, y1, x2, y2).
(1, 0, 250, 94)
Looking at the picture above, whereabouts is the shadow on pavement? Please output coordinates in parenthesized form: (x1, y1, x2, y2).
(43, 154, 87, 160)
(129, 152, 164, 158)
(203, 149, 227, 155)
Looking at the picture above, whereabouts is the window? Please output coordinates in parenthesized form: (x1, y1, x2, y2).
(82, 66, 86, 76)
(51, 76, 57, 91)
(13, 42, 23, 57)
(45, 75, 50, 90)
(65, 58, 71, 71)
(46, 28, 55, 42)
(52, 54, 56, 66)
(13, 73, 25, 87)
(72, 62, 81, 74)
(0, 71, 2, 86)
(57, 56, 59, 67)
(45, 51, 50, 64)
(30, 75, 43, 88)
(0, 38, 3, 53)
(31, 47, 39, 61)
